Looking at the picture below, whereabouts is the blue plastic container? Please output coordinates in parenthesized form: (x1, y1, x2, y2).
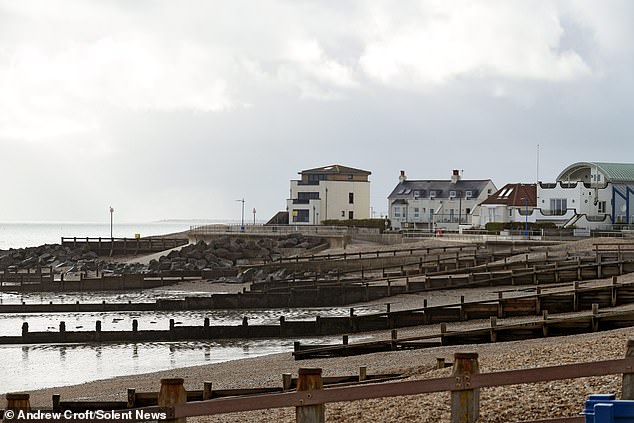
(583, 394, 634, 423)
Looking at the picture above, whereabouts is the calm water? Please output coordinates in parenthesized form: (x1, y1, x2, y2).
(0, 306, 382, 335)
(0, 220, 367, 394)
(0, 220, 233, 250)
(0, 336, 370, 394)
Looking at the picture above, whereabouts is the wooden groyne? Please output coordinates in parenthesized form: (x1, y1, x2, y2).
(60, 237, 188, 256)
(5, 277, 634, 345)
(4, 252, 634, 313)
(0, 273, 188, 293)
(293, 305, 634, 360)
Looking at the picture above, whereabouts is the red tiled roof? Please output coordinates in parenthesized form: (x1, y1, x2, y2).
(480, 183, 536, 207)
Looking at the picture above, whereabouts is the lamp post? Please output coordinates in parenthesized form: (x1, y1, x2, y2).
(252, 208, 256, 225)
(236, 198, 245, 230)
(521, 196, 529, 237)
(109, 206, 114, 239)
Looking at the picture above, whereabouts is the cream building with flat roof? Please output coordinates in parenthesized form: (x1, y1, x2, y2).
(287, 165, 371, 225)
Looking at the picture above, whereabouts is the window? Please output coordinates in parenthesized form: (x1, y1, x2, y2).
(298, 192, 320, 200)
(465, 191, 472, 199)
(341, 211, 345, 217)
(449, 209, 455, 221)
(292, 209, 310, 223)
(348, 211, 354, 220)
(597, 174, 602, 182)
(398, 188, 406, 195)
(598, 201, 607, 214)
(404, 189, 412, 195)
(429, 191, 436, 199)
(550, 198, 568, 214)
(449, 191, 456, 199)
(465, 208, 471, 215)
(349, 192, 354, 204)
(394, 207, 401, 218)
(307, 174, 326, 183)
(414, 207, 419, 218)
(509, 209, 513, 217)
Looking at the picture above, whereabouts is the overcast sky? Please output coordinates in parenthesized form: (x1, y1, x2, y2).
(1, 1, 633, 223)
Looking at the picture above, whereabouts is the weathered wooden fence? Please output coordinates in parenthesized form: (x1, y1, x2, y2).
(60, 237, 188, 256)
(7, 342, 634, 422)
(5, 276, 634, 345)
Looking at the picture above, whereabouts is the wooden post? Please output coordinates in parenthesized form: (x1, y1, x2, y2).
(573, 281, 579, 312)
(296, 368, 325, 423)
(490, 317, 497, 342)
(342, 335, 348, 345)
(497, 292, 504, 318)
(203, 382, 213, 400)
(127, 388, 136, 408)
(612, 276, 618, 307)
(21, 322, 28, 338)
(451, 352, 480, 423)
(158, 378, 187, 423)
(282, 373, 292, 391)
(52, 394, 61, 412)
(391, 329, 398, 350)
(542, 310, 549, 337)
(436, 357, 446, 369)
(359, 366, 367, 381)
(6, 393, 31, 416)
(623, 340, 634, 399)
(592, 303, 599, 332)
(535, 287, 541, 315)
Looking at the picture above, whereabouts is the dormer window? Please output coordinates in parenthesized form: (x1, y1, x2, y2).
(449, 191, 456, 199)
(465, 190, 472, 199)
(429, 191, 436, 199)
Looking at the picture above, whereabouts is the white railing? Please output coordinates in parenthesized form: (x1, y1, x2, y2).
(188, 224, 349, 236)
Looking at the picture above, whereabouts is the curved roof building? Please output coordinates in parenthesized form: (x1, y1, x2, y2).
(557, 162, 634, 185)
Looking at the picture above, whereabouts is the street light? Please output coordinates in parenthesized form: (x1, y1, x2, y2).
(520, 196, 529, 236)
(236, 198, 245, 230)
(109, 206, 114, 239)
(253, 208, 256, 225)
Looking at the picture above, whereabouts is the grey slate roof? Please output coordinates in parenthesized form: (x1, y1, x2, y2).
(388, 179, 492, 200)
(557, 162, 634, 184)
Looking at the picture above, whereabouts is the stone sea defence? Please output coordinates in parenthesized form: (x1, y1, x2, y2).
(0, 234, 326, 276)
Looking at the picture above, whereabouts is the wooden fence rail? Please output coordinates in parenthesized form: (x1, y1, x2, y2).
(124, 343, 634, 422)
(6, 345, 634, 422)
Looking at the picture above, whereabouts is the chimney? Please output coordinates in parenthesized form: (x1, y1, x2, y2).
(399, 170, 407, 183)
(451, 169, 461, 184)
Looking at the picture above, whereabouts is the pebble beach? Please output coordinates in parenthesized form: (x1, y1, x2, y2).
(6, 237, 634, 422)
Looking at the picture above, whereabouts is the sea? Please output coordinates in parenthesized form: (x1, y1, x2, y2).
(0, 220, 367, 394)
(0, 220, 235, 250)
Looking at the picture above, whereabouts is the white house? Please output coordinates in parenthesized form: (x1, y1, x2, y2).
(536, 162, 634, 228)
(286, 164, 371, 225)
(387, 170, 496, 230)
(479, 183, 537, 227)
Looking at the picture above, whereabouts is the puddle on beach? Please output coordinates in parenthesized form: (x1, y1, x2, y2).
(0, 285, 379, 394)
(0, 337, 368, 394)
(0, 286, 216, 305)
